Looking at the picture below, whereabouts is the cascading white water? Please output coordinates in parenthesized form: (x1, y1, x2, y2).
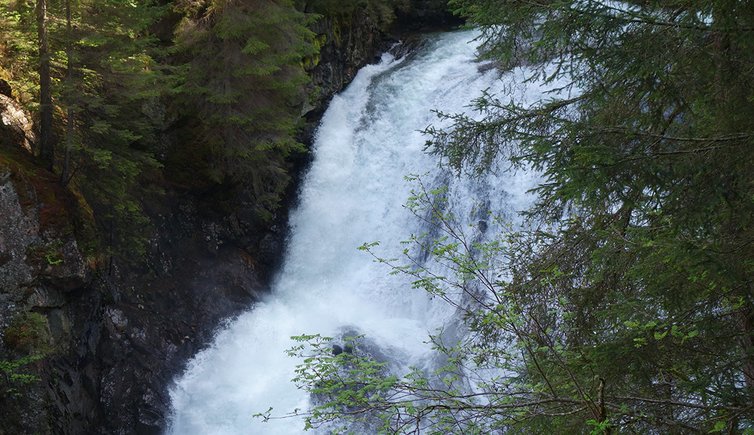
(167, 30, 551, 435)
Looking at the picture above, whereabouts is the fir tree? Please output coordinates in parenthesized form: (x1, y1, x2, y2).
(53, 0, 166, 257)
(287, 1, 754, 432)
(2, 0, 168, 257)
(174, 0, 316, 219)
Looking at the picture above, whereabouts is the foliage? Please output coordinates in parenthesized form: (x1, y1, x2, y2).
(0, 354, 45, 396)
(0, 0, 39, 104)
(297, 0, 409, 31)
(1, 312, 50, 423)
(173, 0, 317, 220)
(0, 0, 168, 258)
(289, 176, 754, 432)
(2, 0, 397, 261)
(53, 0, 167, 258)
(282, 333, 399, 433)
(286, 1, 754, 433)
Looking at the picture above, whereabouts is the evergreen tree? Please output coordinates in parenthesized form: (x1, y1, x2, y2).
(35, 0, 53, 169)
(52, 0, 166, 257)
(297, 0, 407, 30)
(0, 1, 38, 103)
(174, 0, 316, 219)
(2, 0, 168, 257)
(287, 1, 754, 432)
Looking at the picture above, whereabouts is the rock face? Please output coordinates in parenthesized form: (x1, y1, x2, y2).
(0, 148, 92, 434)
(0, 171, 89, 302)
(306, 10, 393, 117)
(0, 93, 36, 153)
(89, 201, 267, 434)
(395, 0, 462, 31)
(0, 144, 267, 434)
(300, 3, 460, 132)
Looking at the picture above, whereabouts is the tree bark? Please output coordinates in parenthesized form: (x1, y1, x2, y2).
(61, 0, 74, 184)
(36, 0, 54, 171)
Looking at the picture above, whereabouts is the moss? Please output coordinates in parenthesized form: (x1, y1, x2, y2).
(315, 33, 327, 48)
(3, 312, 52, 356)
(302, 53, 321, 70)
(332, 18, 343, 46)
(302, 33, 327, 70)
(25, 239, 64, 267)
(307, 0, 400, 32)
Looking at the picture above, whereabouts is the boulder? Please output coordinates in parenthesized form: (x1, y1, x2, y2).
(0, 93, 36, 153)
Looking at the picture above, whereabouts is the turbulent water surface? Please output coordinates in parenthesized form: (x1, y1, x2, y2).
(167, 30, 548, 434)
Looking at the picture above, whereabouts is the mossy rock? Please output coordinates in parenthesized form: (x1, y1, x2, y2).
(0, 146, 100, 263)
(3, 311, 52, 355)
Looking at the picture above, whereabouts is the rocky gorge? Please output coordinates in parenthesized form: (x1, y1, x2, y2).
(0, 3, 455, 434)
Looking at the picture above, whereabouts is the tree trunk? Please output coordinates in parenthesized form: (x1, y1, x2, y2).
(61, 0, 74, 184)
(738, 305, 754, 391)
(36, 0, 54, 171)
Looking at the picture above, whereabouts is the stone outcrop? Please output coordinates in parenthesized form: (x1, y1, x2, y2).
(0, 10, 398, 430)
(0, 93, 35, 153)
(88, 200, 267, 433)
(0, 147, 92, 434)
(394, 0, 461, 31)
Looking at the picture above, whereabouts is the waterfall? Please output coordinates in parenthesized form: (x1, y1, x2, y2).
(167, 30, 544, 434)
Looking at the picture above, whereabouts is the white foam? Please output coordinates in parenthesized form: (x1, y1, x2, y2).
(166, 30, 557, 434)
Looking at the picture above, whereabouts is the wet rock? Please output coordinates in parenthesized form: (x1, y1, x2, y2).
(305, 10, 395, 119)
(2, 6, 462, 434)
(333, 343, 354, 355)
(106, 308, 129, 335)
(26, 287, 66, 308)
(0, 149, 96, 434)
(46, 308, 72, 345)
(394, 0, 462, 32)
(258, 232, 281, 267)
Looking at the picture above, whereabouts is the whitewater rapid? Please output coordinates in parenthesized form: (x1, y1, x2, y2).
(167, 30, 545, 434)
